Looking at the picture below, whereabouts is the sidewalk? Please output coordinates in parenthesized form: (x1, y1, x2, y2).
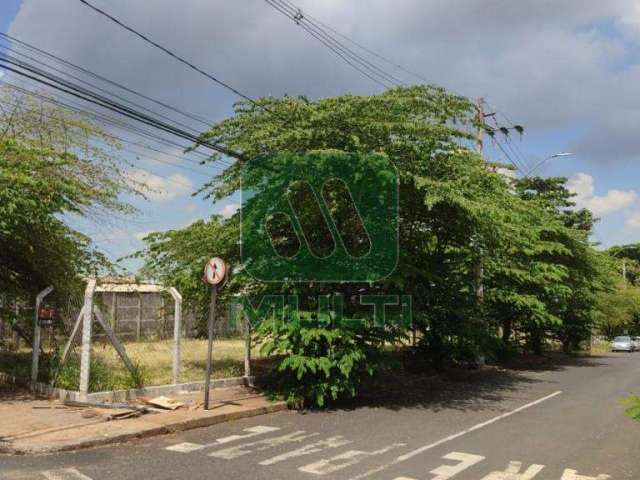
(0, 383, 286, 455)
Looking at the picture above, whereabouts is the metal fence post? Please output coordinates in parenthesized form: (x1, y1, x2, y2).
(79, 278, 97, 400)
(168, 287, 182, 385)
(243, 307, 252, 386)
(31, 286, 54, 384)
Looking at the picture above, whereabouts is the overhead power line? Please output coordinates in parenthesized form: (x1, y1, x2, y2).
(280, 0, 434, 87)
(0, 43, 202, 136)
(266, 0, 531, 174)
(0, 74, 232, 171)
(0, 32, 212, 127)
(76, 0, 271, 114)
(264, 0, 404, 88)
(0, 89, 218, 181)
(0, 52, 244, 160)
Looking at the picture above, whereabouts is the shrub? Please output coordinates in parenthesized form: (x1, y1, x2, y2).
(621, 395, 640, 421)
(255, 318, 382, 409)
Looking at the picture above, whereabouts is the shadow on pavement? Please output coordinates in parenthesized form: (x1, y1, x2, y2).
(334, 352, 610, 413)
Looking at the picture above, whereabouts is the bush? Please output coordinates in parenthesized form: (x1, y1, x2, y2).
(621, 395, 640, 421)
(255, 318, 382, 409)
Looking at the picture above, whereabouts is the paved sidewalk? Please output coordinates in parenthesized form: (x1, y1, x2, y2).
(0, 384, 285, 455)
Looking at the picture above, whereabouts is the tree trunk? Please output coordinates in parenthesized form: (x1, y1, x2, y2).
(501, 318, 512, 345)
(531, 328, 543, 355)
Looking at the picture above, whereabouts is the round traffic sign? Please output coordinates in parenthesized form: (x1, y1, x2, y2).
(203, 257, 227, 285)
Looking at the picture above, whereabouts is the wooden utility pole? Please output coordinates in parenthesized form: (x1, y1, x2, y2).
(474, 98, 485, 302)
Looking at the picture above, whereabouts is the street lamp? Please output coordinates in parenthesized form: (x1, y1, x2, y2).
(525, 152, 574, 177)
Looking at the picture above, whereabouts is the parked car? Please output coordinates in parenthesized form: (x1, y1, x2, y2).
(632, 337, 640, 351)
(612, 335, 634, 352)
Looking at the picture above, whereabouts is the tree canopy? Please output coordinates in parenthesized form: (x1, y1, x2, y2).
(0, 86, 137, 309)
(138, 85, 615, 405)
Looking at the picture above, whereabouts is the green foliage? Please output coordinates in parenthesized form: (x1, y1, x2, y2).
(136, 85, 615, 406)
(49, 352, 147, 392)
(255, 317, 383, 408)
(620, 396, 640, 422)
(133, 215, 238, 335)
(0, 87, 138, 332)
(594, 285, 640, 337)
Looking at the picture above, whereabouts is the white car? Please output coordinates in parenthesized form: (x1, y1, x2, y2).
(612, 335, 634, 352)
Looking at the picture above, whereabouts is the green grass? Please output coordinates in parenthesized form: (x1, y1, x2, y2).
(590, 338, 611, 354)
(0, 338, 269, 392)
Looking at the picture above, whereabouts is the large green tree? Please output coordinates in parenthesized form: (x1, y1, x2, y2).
(0, 87, 137, 337)
(138, 86, 612, 404)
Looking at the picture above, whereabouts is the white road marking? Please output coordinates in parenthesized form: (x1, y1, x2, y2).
(165, 425, 281, 452)
(208, 431, 320, 460)
(480, 461, 544, 479)
(165, 442, 204, 453)
(430, 452, 486, 480)
(392, 452, 485, 480)
(561, 469, 611, 480)
(299, 443, 406, 475)
(259, 436, 352, 466)
(41, 468, 93, 480)
(348, 390, 563, 480)
(216, 425, 281, 444)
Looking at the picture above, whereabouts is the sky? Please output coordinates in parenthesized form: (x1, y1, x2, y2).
(3, 0, 640, 271)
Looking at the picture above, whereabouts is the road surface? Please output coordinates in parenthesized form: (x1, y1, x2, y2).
(2, 352, 639, 480)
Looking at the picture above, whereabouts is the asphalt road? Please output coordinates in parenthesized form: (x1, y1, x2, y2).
(2, 352, 640, 480)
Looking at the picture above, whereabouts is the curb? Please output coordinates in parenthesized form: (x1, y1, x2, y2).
(0, 401, 287, 455)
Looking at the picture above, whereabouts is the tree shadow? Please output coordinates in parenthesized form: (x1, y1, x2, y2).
(328, 352, 610, 413)
(499, 351, 610, 372)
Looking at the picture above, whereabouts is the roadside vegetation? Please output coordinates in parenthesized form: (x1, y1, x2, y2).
(134, 86, 622, 407)
(4, 84, 640, 408)
(0, 338, 265, 391)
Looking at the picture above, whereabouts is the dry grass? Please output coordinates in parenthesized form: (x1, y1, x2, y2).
(590, 338, 612, 354)
(0, 338, 269, 391)
(92, 338, 265, 386)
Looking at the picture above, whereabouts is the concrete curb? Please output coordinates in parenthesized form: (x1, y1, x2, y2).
(0, 401, 287, 455)
(0, 371, 257, 402)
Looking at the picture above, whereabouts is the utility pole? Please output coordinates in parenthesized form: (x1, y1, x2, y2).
(474, 98, 485, 302)
(476, 97, 485, 156)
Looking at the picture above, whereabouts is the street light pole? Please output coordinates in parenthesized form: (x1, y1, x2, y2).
(525, 152, 574, 177)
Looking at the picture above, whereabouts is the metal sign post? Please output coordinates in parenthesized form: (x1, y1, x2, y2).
(203, 257, 226, 410)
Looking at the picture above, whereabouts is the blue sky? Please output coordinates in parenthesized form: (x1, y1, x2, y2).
(3, 0, 640, 272)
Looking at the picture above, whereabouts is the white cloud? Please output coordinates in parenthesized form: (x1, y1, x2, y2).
(220, 203, 240, 219)
(97, 228, 131, 243)
(567, 173, 637, 216)
(626, 212, 640, 229)
(126, 169, 193, 201)
(133, 230, 153, 241)
(619, 3, 640, 37)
